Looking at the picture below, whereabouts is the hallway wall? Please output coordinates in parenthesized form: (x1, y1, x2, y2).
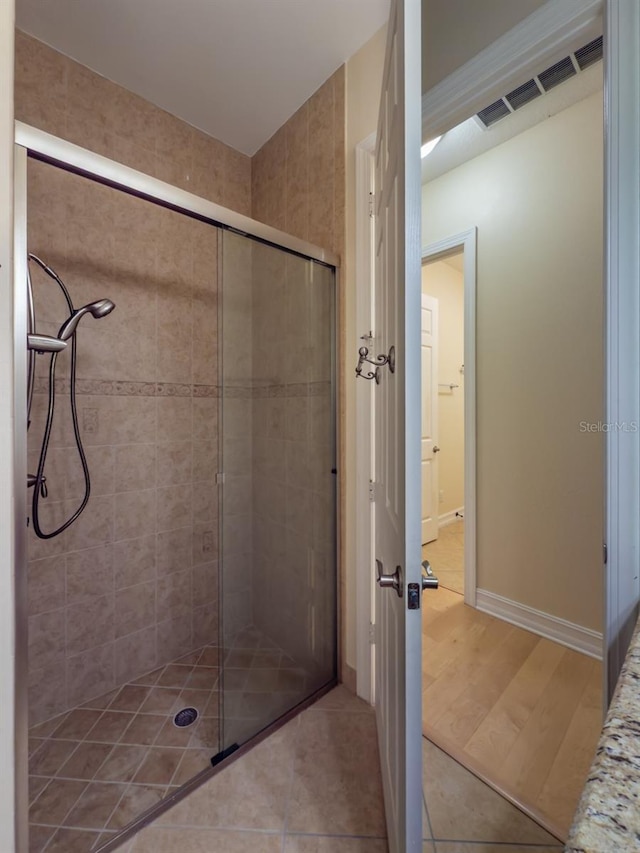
(423, 89, 604, 633)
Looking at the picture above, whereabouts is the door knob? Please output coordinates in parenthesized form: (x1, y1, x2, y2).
(432, 446, 440, 454)
(421, 559, 439, 590)
(376, 559, 403, 597)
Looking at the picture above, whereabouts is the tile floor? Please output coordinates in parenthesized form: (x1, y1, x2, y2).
(28, 626, 315, 852)
(102, 686, 563, 853)
(423, 520, 464, 595)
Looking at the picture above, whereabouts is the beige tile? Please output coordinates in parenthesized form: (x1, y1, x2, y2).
(50, 709, 104, 741)
(67, 642, 115, 708)
(115, 626, 157, 684)
(63, 780, 128, 829)
(157, 485, 193, 532)
(29, 777, 87, 825)
(192, 524, 218, 567)
(157, 719, 297, 830)
(140, 687, 183, 715)
(29, 739, 79, 777)
(286, 708, 386, 837)
(29, 775, 51, 804)
(171, 747, 213, 786)
(157, 570, 192, 623)
(157, 611, 194, 660)
(28, 609, 66, 670)
(422, 740, 560, 845)
(284, 837, 388, 853)
(120, 714, 166, 747)
(81, 688, 120, 712)
(66, 444, 115, 500)
(66, 594, 115, 655)
(65, 493, 115, 552)
(109, 685, 151, 714)
(46, 827, 104, 853)
(156, 527, 192, 576)
(57, 741, 113, 781)
(185, 666, 218, 691)
(133, 747, 183, 785)
(192, 397, 218, 442)
(94, 744, 148, 783)
(193, 561, 218, 607)
(157, 441, 193, 486)
(193, 603, 218, 648)
(115, 489, 156, 542)
(156, 664, 194, 689)
(87, 711, 136, 744)
(115, 582, 156, 638)
(188, 716, 219, 751)
(28, 554, 66, 616)
(66, 544, 114, 604)
(115, 444, 157, 493)
(28, 822, 54, 852)
(108, 783, 167, 830)
(114, 535, 156, 589)
(193, 440, 217, 482)
(157, 294, 193, 385)
(130, 827, 282, 853)
(157, 397, 192, 443)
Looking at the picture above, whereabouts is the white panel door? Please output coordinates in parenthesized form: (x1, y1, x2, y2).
(422, 294, 439, 544)
(373, 0, 423, 850)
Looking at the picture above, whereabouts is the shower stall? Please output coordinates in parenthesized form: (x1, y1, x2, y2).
(16, 125, 337, 852)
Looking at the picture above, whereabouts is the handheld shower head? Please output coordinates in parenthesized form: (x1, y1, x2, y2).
(57, 298, 116, 341)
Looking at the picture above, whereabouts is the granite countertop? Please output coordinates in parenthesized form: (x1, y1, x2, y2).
(566, 618, 640, 852)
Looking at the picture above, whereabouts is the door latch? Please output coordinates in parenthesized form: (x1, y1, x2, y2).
(421, 559, 439, 590)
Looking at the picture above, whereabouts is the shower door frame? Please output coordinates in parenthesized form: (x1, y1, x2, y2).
(13, 120, 340, 852)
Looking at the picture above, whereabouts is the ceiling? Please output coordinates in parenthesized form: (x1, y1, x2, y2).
(15, 0, 390, 156)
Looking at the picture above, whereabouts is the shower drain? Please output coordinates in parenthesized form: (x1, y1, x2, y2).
(173, 707, 198, 728)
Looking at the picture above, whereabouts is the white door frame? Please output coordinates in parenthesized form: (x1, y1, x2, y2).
(422, 230, 477, 607)
(355, 0, 640, 706)
(355, 132, 376, 703)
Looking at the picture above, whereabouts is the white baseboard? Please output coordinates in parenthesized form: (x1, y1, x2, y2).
(475, 588, 603, 660)
(439, 507, 464, 527)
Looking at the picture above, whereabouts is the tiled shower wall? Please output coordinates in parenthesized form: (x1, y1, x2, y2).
(15, 30, 253, 725)
(15, 31, 252, 215)
(27, 163, 221, 724)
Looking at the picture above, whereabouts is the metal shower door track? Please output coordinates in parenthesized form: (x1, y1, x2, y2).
(14, 121, 340, 269)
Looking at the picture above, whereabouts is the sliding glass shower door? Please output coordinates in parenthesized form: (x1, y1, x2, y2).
(219, 231, 337, 750)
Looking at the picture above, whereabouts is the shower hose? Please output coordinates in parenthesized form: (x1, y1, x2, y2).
(28, 254, 92, 539)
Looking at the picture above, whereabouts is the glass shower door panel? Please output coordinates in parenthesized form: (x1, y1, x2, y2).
(220, 232, 336, 750)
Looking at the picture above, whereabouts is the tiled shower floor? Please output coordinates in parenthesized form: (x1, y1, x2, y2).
(28, 626, 310, 852)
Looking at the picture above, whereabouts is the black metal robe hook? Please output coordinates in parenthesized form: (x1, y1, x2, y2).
(355, 345, 395, 384)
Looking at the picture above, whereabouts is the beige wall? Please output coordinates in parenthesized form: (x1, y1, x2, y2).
(251, 67, 345, 259)
(15, 31, 252, 215)
(423, 90, 604, 632)
(422, 259, 465, 517)
(344, 26, 387, 672)
(422, 0, 548, 92)
(0, 2, 17, 849)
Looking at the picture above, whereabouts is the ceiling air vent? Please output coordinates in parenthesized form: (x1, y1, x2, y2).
(537, 55, 576, 91)
(474, 34, 603, 130)
(477, 99, 511, 128)
(575, 35, 603, 70)
(505, 78, 542, 110)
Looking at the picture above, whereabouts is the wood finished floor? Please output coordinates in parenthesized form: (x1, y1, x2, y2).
(422, 586, 602, 842)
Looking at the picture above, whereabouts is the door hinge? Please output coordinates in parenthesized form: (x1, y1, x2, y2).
(369, 623, 376, 644)
(368, 480, 376, 502)
(368, 192, 375, 218)
(603, 542, 608, 565)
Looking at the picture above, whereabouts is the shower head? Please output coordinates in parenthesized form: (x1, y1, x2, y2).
(57, 298, 116, 341)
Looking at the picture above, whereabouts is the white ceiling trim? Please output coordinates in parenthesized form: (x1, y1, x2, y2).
(421, 0, 603, 142)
